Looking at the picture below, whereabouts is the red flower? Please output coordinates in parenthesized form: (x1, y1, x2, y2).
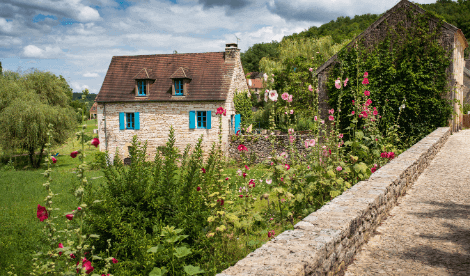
(242, 172, 247, 178)
(245, 165, 250, 170)
(237, 144, 247, 151)
(364, 90, 370, 96)
(236, 130, 240, 136)
(362, 78, 369, 85)
(112, 258, 118, 264)
(239, 195, 243, 198)
(351, 111, 355, 115)
(58, 243, 64, 256)
(364, 72, 368, 77)
(328, 149, 331, 155)
(365, 99, 372, 106)
(361, 111, 368, 118)
(219, 199, 224, 206)
(223, 110, 226, 116)
(70, 151, 79, 158)
(70, 254, 76, 259)
(66, 213, 74, 221)
(91, 138, 100, 148)
(268, 230, 275, 238)
(387, 152, 395, 159)
(51, 156, 57, 164)
(37, 204, 48, 221)
(328, 115, 334, 121)
(216, 107, 225, 115)
(371, 167, 377, 173)
(284, 164, 290, 170)
(77, 258, 94, 274)
(197, 186, 201, 191)
(201, 168, 206, 173)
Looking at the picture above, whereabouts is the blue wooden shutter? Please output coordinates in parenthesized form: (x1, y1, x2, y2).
(119, 113, 125, 130)
(189, 111, 195, 129)
(206, 111, 211, 129)
(234, 114, 241, 133)
(134, 112, 140, 130)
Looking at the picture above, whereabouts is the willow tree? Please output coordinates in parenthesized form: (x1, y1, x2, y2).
(0, 69, 76, 168)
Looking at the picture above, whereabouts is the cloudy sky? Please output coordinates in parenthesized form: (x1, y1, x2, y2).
(0, 0, 438, 94)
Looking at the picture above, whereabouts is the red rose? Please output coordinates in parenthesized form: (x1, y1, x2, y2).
(37, 204, 48, 222)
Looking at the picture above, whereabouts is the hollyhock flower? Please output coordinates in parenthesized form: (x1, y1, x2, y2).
(288, 128, 294, 134)
(329, 149, 332, 155)
(336, 166, 342, 171)
(281, 92, 289, 101)
(352, 100, 355, 104)
(364, 72, 368, 77)
(239, 195, 243, 198)
(70, 151, 79, 158)
(237, 144, 247, 151)
(364, 90, 370, 96)
(309, 68, 313, 72)
(314, 116, 318, 121)
(79, 258, 94, 274)
(339, 133, 343, 139)
(373, 110, 378, 116)
(284, 112, 287, 115)
(344, 78, 349, 87)
(266, 179, 272, 184)
(37, 204, 48, 222)
(112, 258, 118, 264)
(236, 130, 240, 136)
(281, 198, 286, 203)
(284, 164, 290, 170)
(329, 115, 334, 121)
(245, 165, 250, 170)
(309, 139, 316, 147)
(387, 152, 395, 159)
(243, 172, 247, 178)
(70, 254, 76, 259)
(308, 84, 313, 92)
(328, 109, 334, 114)
(52, 156, 57, 164)
(201, 168, 206, 173)
(66, 214, 74, 221)
(381, 152, 388, 158)
(290, 109, 294, 114)
(268, 90, 278, 101)
(77, 207, 82, 211)
(264, 92, 268, 102)
(305, 140, 309, 149)
(361, 111, 368, 118)
(366, 99, 372, 106)
(197, 186, 201, 191)
(289, 135, 295, 143)
(237, 169, 242, 176)
(91, 138, 100, 148)
(371, 167, 377, 173)
(320, 120, 325, 124)
(216, 107, 225, 115)
(362, 78, 369, 85)
(335, 79, 341, 89)
(58, 243, 64, 256)
(225, 177, 229, 181)
(263, 73, 268, 82)
(351, 111, 355, 115)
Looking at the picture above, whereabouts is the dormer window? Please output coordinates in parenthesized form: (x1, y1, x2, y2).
(137, 80, 147, 96)
(174, 79, 184, 96)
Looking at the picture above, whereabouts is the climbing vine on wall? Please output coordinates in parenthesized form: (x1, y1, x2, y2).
(327, 8, 453, 143)
(233, 90, 253, 128)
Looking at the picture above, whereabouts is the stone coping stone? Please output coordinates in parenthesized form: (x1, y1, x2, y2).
(218, 127, 450, 276)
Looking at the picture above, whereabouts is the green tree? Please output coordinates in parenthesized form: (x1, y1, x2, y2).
(0, 69, 76, 168)
(240, 41, 280, 74)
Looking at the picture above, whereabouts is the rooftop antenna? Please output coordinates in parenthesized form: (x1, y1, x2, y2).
(235, 35, 241, 45)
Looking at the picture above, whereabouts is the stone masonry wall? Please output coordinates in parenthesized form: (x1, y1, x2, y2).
(218, 127, 450, 275)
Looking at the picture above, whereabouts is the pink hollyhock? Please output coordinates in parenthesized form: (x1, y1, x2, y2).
(328, 109, 334, 114)
(70, 254, 76, 259)
(365, 99, 372, 106)
(281, 92, 289, 101)
(266, 179, 272, 184)
(329, 115, 334, 121)
(66, 214, 74, 221)
(237, 144, 247, 151)
(243, 172, 247, 178)
(309, 139, 315, 147)
(78, 258, 94, 274)
(321, 120, 325, 124)
(77, 207, 82, 211)
(309, 68, 313, 72)
(336, 166, 342, 171)
(52, 156, 57, 164)
(112, 258, 118, 264)
(339, 133, 343, 139)
(361, 111, 368, 118)
(245, 165, 250, 170)
(287, 95, 293, 102)
(371, 167, 377, 173)
(308, 84, 313, 92)
(281, 198, 286, 203)
(352, 100, 355, 104)
(364, 90, 370, 96)
(70, 151, 79, 158)
(37, 204, 48, 222)
(381, 152, 388, 158)
(239, 195, 243, 198)
(373, 110, 378, 116)
(362, 78, 369, 85)
(284, 164, 290, 170)
(216, 107, 225, 115)
(288, 128, 294, 134)
(387, 152, 395, 159)
(335, 79, 341, 89)
(305, 140, 309, 149)
(91, 138, 100, 148)
(290, 109, 294, 114)
(344, 78, 349, 87)
(197, 186, 201, 191)
(58, 243, 64, 256)
(351, 111, 355, 115)
(223, 109, 226, 116)
(364, 72, 368, 77)
(236, 130, 240, 136)
(314, 116, 318, 121)
(201, 168, 206, 173)
(289, 135, 295, 143)
(329, 149, 332, 155)
(225, 177, 229, 180)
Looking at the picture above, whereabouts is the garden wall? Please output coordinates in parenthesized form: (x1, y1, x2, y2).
(228, 133, 317, 163)
(218, 127, 450, 275)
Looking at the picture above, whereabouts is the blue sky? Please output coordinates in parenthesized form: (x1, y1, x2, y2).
(0, 0, 438, 94)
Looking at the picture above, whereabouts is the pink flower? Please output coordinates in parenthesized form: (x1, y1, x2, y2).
(216, 107, 225, 115)
(287, 95, 293, 102)
(225, 177, 229, 181)
(281, 93, 289, 101)
(289, 136, 295, 143)
(290, 109, 294, 114)
(70, 254, 76, 259)
(268, 230, 275, 238)
(361, 111, 368, 118)
(288, 128, 294, 134)
(309, 139, 315, 147)
(77, 207, 82, 211)
(70, 151, 78, 158)
(245, 165, 250, 170)
(351, 111, 355, 115)
(201, 168, 206, 173)
(365, 99, 372, 106)
(305, 140, 309, 149)
(352, 100, 355, 104)
(329, 115, 334, 121)
(197, 186, 201, 191)
(308, 85, 313, 92)
(364, 90, 370, 96)
(338, 133, 343, 139)
(344, 78, 349, 87)
(266, 179, 272, 184)
(58, 243, 64, 256)
(373, 110, 378, 116)
(37, 204, 48, 222)
(243, 172, 247, 178)
(387, 152, 395, 159)
(320, 120, 325, 124)
(314, 116, 318, 121)
(328, 109, 334, 114)
(237, 144, 247, 151)
(364, 72, 368, 77)
(239, 195, 243, 198)
(281, 198, 286, 203)
(371, 167, 377, 173)
(335, 79, 341, 89)
(91, 138, 100, 148)
(309, 68, 313, 72)
(112, 258, 118, 264)
(79, 258, 94, 274)
(52, 156, 57, 164)
(66, 214, 74, 221)
(284, 164, 290, 170)
(270, 218, 273, 221)
(336, 166, 342, 171)
(362, 78, 369, 85)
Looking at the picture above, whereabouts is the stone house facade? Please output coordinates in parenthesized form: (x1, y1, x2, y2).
(95, 43, 248, 160)
(464, 59, 470, 106)
(315, 0, 468, 132)
(89, 102, 97, 120)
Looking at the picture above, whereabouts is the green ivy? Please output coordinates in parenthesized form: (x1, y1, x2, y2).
(233, 90, 253, 128)
(327, 8, 453, 142)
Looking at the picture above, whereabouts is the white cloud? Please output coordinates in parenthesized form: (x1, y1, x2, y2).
(78, 6, 101, 21)
(0, 18, 14, 33)
(71, 82, 97, 93)
(22, 45, 62, 58)
(83, 72, 99, 77)
(0, 36, 22, 47)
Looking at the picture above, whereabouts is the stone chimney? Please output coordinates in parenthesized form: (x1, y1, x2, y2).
(225, 43, 239, 63)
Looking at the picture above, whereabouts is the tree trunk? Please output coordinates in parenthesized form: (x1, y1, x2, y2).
(35, 145, 45, 168)
(29, 147, 35, 167)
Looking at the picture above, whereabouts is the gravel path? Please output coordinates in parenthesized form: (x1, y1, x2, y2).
(344, 129, 470, 276)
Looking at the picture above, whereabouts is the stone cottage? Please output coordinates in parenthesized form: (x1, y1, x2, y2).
(95, 43, 248, 160)
(464, 58, 470, 106)
(315, 0, 468, 132)
(89, 102, 97, 120)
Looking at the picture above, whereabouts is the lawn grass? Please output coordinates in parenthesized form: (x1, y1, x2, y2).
(0, 119, 106, 275)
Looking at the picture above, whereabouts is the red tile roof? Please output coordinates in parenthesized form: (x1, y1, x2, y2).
(247, 78, 263, 89)
(96, 52, 235, 102)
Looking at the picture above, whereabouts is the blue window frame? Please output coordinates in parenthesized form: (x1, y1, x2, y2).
(197, 111, 206, 129)
(137, 80, 146, 96)
(126, 113, 134, 129)
(174, 79, 183, 96)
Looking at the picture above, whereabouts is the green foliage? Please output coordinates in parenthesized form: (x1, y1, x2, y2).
(327, 10, 452, 142)
(90, 150, 107, 170)
(233, 90, 253, 128)
(240, 41, 280, 74)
